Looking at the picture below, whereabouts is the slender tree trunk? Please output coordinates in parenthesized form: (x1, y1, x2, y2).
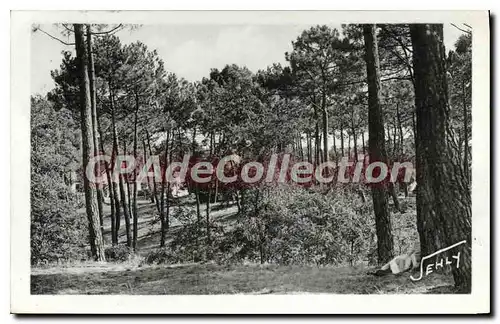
(166, 134, 174, 231)
(363, 24, 394, 264)
(195, 185, 201, 223)
(132, 99, 139, 251)
(97, 116, 117, 245)
(146, 131, 160, 213)
(143, 138, 154, 203)
(410, 24, 471, 292)
(74, 24, 105, 261)
(386, 127, 391, 157)
(348, 133, 351, 158)
(332, 130, 337, 159)
(306, 132, 312, 163)
(205, 135, 213, 259)
(192, 126, 197, 155)
(86, 25, 104, 234)
(120, 138, 132, 248)
(322, 90, 329, 163)
(109, 88, 122, 239)
(159, 130, 170, 248)
(340, 124, 345, 157)
(393, 122, 397, 157)
(362, 129, 366, 154)
(313, 97, 320, 166)
(124, 140, 132, 216)
(351, 119, 358, 160)
(206, 183, 212, 258)
(412, 111, 417, 145)
(396, 103, 404, 156)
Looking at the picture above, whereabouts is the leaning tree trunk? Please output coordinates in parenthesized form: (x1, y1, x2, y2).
(410, 24, 471, 292)
(86, 25, 104, 234)
(363, 24, 394, 265)
(74, 24, 106, 261)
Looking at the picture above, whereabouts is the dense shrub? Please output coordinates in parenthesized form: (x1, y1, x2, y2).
(230, 185, 378, 265)
(31, 173, 88, 265)
(144, 183, 419, 267)
(31, 96, 86, 266)
(104, 245, 133, 262)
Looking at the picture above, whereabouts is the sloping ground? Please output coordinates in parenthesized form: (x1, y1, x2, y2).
(31, 262, 455, 295)
(34, 195, 457, 295)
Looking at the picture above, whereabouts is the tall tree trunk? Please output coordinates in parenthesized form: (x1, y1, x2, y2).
(74, 24, 105, 261)
(192, 126, 197, 155)
(132, 99, 139, 251)
(314, 105, 320, 166)
(146, 130, 160, 213)
(124, 140, 132, 216)
(85, 25, 104, 234)
(462, 80, 469, 182)
(159, 130, 170, 248)
(410, 24, 471, 292)
(298, 135, 303, 160)
(206, 183, 212, 259)
(97, 116, 117, 245)
(393, 122, 397, 157)
(205, 134, 213, 259)
(166, 134, 174, 231)
(120, 138, 132, 248)
(321, 90, 329, 163)
(340, 125, 345, 157)
(143, 138, 154, 203)
(332, 130, 337, 159)
(386, 127, 391, 157)
(363, 24, 394, 264)
(348, 133, 351, 158)
(361, 129, 366, 154)
(306, 132, 312, 163)
(109, 88, 122, 239)
(351, 119, 358, 160)
(396, 103, 404, 156)
(412, 111, 417, 146)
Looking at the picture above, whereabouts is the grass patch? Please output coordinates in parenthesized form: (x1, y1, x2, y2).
(31, 262, 454, 295)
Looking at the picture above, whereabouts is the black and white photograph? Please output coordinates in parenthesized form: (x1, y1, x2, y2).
(10, 10, 490, 314)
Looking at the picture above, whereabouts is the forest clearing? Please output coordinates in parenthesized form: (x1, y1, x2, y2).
(29, 20, 473, 297)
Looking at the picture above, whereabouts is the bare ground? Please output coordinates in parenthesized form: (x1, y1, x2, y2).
(31, 262, 455, 295)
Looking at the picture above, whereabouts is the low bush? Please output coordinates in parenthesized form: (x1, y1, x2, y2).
(104, 245, 133, 262)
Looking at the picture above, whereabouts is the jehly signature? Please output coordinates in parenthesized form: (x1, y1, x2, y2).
(410, 240, 467, 282)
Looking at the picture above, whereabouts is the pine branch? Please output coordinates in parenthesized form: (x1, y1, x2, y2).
(34, 27, 75, 46)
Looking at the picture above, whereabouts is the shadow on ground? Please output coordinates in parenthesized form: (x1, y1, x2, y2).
(31, 262, 454, 295)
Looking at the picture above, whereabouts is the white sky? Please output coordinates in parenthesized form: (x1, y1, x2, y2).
(30, 24, 466, 95)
